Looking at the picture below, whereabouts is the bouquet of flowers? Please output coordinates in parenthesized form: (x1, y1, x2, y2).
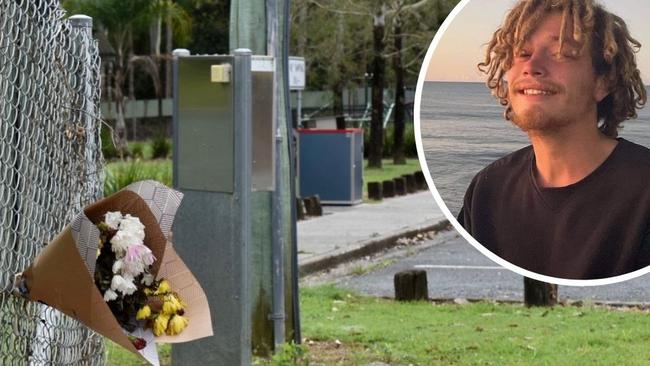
(13, 181, 212, 365)
(95, 210, 190, 342)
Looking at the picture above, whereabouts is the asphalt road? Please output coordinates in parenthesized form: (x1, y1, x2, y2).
(332, 230, 650, 304)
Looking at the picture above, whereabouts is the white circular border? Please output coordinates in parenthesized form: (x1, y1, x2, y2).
(413, 0, 650, 287)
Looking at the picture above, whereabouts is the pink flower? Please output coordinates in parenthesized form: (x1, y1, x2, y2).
(123, 244, 155, 276)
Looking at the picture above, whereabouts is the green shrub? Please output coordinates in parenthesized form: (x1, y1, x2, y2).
(404, 123, 417, 157)
(101, 125, 119, 160)
(151, 134, 172, 159)
(363, 123, 416, 159)
(104, 160, 172, 196)
(130, 142, 145, 159)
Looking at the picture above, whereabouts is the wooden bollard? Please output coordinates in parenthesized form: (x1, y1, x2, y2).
(296, 198, 306, 220)
(523, 277, 558, 307)
(303, 195, 323, 216)
(367, 182, 382, 200)
(402, 174, 417, 194)
(382, 180, 395, 198)
(414, 171, 427, 190)
(393, 177, 407, 196)
(394, 270, 428, 301)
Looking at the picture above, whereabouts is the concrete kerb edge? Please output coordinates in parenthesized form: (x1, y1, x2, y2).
(299, 219, 451, 276)
(378, 296, 650, 309)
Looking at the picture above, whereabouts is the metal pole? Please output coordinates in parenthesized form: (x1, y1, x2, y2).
(282, 0, 302, 345)
(267, 0, 287, 350)
(271, 126, 286, 349)
(69, 15, 101, 201)
(234, 49, 254, 365)
(297, 90, 302, 127)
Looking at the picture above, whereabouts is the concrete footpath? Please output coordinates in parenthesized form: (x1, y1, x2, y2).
(297, 191, 448, 275)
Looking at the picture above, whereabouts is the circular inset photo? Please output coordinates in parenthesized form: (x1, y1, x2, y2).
(415, 0, 650, 284)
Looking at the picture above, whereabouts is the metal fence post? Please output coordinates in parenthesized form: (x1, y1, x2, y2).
(70, 14, 103, 203)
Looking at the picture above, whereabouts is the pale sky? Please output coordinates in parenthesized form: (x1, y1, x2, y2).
(425, 0, 650, 82)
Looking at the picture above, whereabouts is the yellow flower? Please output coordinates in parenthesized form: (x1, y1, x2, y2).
(144, 288, 153, 296)
(162, 294, 184, 315)
(166, 315, 189, 336)
(155, 280, 171, 295)
(152, 314, 170, 336)
(136, 305, 151, 320)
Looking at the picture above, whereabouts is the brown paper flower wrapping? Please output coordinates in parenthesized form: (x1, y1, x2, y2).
(14, 180, 212, 363)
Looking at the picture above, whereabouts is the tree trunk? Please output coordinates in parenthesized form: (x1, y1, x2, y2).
(113, 69, 128, 157)
(128, 31, 136, 141)
(333, 90, 344, 119)
(165, 12, 173, 98)
(523, 277, 558, 307)
(113, 42, 128, 156)
(392, 19, 406, 165)
(368, 6, 386, 169)
(333, 13, 345, 122)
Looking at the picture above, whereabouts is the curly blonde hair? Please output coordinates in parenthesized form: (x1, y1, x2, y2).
(479, 0, 647, 137)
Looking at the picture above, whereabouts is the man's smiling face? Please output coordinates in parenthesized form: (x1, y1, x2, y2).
(505, 12, 609, 133)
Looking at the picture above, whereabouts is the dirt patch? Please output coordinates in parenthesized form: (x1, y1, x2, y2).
(303, 339, 378, 366)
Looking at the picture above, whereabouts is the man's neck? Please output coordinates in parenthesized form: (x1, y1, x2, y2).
(528, 123, 618, 188)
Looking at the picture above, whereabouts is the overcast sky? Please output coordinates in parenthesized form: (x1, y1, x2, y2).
(425, 0, 650, 83)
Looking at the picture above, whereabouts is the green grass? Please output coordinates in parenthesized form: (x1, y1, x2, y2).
(363, 159, 421, 200)
(104, 159, 172, 196)
(299, 285, 650, 365)
(108, 285, 650, 365)
(348, 259, 395, 276)
(105, 341, 170, 366)
(364, 159, 421, 184)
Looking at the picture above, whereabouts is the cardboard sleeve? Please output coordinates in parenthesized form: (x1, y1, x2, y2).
(14, 180, 212, 364)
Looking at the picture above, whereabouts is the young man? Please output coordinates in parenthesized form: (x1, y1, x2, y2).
(458, 0, 650, 279)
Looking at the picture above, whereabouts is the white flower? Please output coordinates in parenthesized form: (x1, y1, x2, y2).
(123, 259, 146, 277)
(110, 230, 141, 255)
(112, 259, 123, 274)
(120, 215, 146, 241)
(104, 211, 123, 230)
(103, 289, 118, 302)
(110, 274, 137, 295)
(142, 273, 154, 286)
(122, 273, 135, 283)
(123, 244, 154, 277)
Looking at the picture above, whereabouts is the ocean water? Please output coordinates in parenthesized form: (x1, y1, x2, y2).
(419, 81, 650, 215)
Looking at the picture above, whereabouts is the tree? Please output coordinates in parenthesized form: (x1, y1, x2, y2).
(290, 0, 456, 167)
(63, 0, 191, 144)
(388, 0, 456, 164)
(64, 0, 151, 151)
(290, 0, 371, 120)
(368, 4, 387, 168)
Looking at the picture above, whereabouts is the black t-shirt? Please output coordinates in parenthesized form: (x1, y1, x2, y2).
(458, 138, 650, 279)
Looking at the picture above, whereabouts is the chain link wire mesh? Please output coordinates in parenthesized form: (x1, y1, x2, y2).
(0, 0, 105, 364)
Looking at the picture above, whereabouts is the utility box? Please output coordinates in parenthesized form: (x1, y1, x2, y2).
(173, 54, 275, 192)
(298, 128, 363, 205)
(174, 55, 236, 192)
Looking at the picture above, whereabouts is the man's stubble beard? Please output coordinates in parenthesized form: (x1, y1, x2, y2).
(509, 104, 572, 133)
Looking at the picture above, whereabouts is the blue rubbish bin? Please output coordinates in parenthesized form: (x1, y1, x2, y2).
(298, 128, 363, 205)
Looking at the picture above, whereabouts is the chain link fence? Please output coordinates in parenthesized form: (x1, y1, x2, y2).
(0, 0, 105, 364)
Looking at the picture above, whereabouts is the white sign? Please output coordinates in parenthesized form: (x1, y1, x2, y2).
(252, 56, 274, 72)
(289, 57, 306, 90)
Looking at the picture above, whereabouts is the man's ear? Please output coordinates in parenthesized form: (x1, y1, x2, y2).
(594, 75, 610, 103)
